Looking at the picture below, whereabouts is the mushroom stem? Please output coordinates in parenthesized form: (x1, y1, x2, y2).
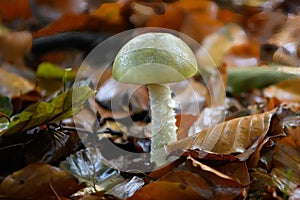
(147, 83, 177, 166)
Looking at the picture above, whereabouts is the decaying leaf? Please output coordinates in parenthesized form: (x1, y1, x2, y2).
(271, 115, 300, 194)
(105, 176, 144, 199)
(128, 180, 205, 200)
(60, 147, 122, 193)
(248, 168, 277, 199)
(0, 163, 84, 199)
(1, 86, 95, 137)
(186, 156, 250, 199)
(167, 109, 282, 159)
(159, 170, 214, 199)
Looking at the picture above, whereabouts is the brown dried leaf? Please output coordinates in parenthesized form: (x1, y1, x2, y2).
(271, 116, 300, 193)
(159, 170, 214, 199)
(264, 78, 300, 103)
(128, 180, 205, 200)
(167, 109, 279, 158)
(0, 163, 84, 199)
(186, 156, 249, 199)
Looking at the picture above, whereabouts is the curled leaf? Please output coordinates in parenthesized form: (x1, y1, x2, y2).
(60, 147, 123, 194)
(167, 109, 280, 158)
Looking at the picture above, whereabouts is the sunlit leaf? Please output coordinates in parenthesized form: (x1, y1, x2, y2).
(1, 86, 95, 137)
(167, 109, 281, 158)
(0, 163, 84, 199)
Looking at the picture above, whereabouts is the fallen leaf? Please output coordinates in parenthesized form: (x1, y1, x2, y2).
(166, 109, 281, 158)
(290, 186, 300, 200)
(0, 96, 13, 119)
(33, 8, 130, 38)
(105, 176, 144, 199)
(128, 180, 205, 200)
(159, 170, 214, 199)
(196, 23, 248, 68)
(0, 30, 32, 65)
(24, 128, 80, 164)
(186, 156, 249, 199)
(96, 77, 149, 115)
(0, 68, 35, 97)
(1, 86, 95, 137)
(227, 66, 296, 95)
(248, 168, 277, 199)
(271, 115, 300, 194)
(264, 78, 300, 103)
(60, 147, 123, 193)
(11, 86, 43, 114)
(0, 163, 84, 199)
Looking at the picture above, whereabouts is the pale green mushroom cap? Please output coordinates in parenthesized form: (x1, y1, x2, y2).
(112, 32, 198, 84)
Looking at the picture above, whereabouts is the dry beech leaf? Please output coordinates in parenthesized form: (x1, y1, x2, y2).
(271, 116, 300, 193)
(264, 78, 300, 103)
(186, 156, 249, 199)
(0, 163, 84, 199)
(159, 170, 214, 199)
(128, 180, 205, 200)
(166, 109, 279, 158)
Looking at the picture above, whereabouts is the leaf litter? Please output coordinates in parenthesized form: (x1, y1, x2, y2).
(1, 0, 300, 199)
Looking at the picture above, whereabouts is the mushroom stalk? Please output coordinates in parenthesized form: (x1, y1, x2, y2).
(147, 83, 177, 166)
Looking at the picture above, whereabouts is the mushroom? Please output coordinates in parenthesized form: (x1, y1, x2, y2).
(112, 32, 198, 166)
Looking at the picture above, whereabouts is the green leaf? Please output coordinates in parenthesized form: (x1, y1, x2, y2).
(1, 86, 95, 137)
(0, 96, 13, 117)
(0, 97, 13, 130)
(36, 62, 76, 79)
(227, 66, 298, 95)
